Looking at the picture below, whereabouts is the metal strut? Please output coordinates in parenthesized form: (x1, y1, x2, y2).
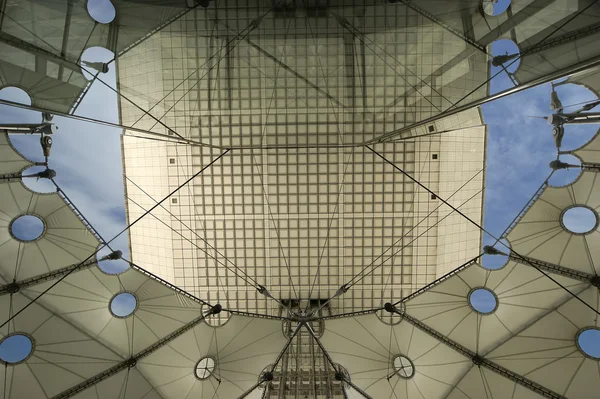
(51, 304, 222, 399)
(0, 251, 121, 296)
(384, 304, 565, 399)
(484, 246, 599, 287)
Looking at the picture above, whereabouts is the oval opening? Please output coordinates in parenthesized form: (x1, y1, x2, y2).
(96, 246, 129, 275)
(481, 238, 510, 270)
(548, 154, 582, 187)
(109, 292, 137, 318)
(0, 87, 40, 124)
(577, 328, 600, 359)
(10, 215, 45, 242)
(393, 355, 415, 379)
(195, 357, 215, 380)
(561, 125, 599, 152)
(21, 166, 56, 193)
(0, 334, 33, 364)
(561, 206, 598, 234)
(469, 288, 498, 314)
(87, 0, 116, 24)
(483, 0, 511, 16)
(490, 39, 520, 75)
(80, 47, 114, 80)
(0, 87, 31, 105)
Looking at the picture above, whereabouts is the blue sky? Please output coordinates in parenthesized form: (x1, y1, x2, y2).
(1, 36, 599, 360)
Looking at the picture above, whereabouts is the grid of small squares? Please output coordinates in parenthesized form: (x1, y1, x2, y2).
(118, 1, 488, 315)
(123, 123, 485, 315)
(117, 1, 489, 148)
(168, 142, 457, 315)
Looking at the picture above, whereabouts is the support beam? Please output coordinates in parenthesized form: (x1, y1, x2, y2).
(0, 99, 222, 149)
(343, 32, 355, 108)
(0, 166, 51, 184)
(319, 307, 382, 321)
(365, 54, 600, 144)
(0, 250, 121, 296)
(518, 21, 600, 57)
(0, 31, 80, 74)
(501, 251, 599, 286)
(51, 304, 222, 399)
(477, 0, 558, 46)
(387, 306, 565, 399)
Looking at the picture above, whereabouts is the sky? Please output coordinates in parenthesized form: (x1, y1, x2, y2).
(1, 9, 599, 369)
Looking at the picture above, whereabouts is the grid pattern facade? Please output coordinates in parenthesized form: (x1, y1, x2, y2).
(119, 3, 487, 316)
(117, 3, 487, 148)
(122, 124, 485, 315)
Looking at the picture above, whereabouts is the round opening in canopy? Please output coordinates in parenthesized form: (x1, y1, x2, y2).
(483, 0, 511, 16)
(469, 288, 498, 314)
(0, 334, 33, 364)
(87, 0, 116, 24)
(109, 292, 137, 318)
(577, 328, 600, 359)
(10, 214, 45, 242)
(561, 206, 598, 234)
(393, 355, 415, 379)
(195, 357, 216, 380)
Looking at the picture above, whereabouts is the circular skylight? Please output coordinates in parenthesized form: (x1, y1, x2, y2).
(109, 292, 137, 318)
(96, 246, 129, 275)
(469, 288, 498, 314)
(483, 0, 511, 16)
(0, 334, 34, 364)
(577, 328, 600, 359)
(10, 215, 45, 242)
(195, 357, 216, 380)
(561, 206, 598, 234)
(393, 355, 415, 379)
(87, 0, 116, 24)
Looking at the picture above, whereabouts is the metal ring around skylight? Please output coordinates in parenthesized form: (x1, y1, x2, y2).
(109, 292, 138, 318)
(576, 327, 600, 360)
(9, 214, 46, 242)
(0, 332, 35, 365)
(468, 287, 499, 315)
(194, 356, 216, 380)
(392, 355, 415, 379)
(560, 205, 599, 235)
